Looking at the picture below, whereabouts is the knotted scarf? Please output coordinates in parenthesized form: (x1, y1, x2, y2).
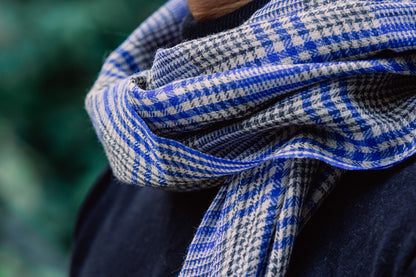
(86, 0, 416, 275)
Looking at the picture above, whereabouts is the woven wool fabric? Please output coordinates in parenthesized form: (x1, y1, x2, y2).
(85, 0, 416, 275)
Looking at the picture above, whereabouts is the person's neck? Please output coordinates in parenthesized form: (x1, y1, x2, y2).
(187, 0, 254, 21)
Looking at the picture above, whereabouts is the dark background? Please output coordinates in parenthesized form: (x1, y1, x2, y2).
(0, 0, 164, 275)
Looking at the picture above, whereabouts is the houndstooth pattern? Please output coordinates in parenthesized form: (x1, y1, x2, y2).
(85, 0, 416, 275)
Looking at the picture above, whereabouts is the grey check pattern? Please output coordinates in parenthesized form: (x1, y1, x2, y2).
(85, 0, 416, 275)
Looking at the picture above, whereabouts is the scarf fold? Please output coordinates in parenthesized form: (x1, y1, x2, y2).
(86, 0, 416, 275)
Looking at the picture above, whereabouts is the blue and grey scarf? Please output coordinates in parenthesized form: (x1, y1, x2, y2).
(86, 0, 416, 275)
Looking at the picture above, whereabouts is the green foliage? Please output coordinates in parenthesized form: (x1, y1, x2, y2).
(0, 0, 164, 275)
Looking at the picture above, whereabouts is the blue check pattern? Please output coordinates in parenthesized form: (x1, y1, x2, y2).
(86, 0, 416, 275)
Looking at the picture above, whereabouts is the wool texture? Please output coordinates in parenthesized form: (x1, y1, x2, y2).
(85, 0, 416, 276)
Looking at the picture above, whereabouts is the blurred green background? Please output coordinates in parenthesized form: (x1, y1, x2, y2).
(0, 0, 164, 276)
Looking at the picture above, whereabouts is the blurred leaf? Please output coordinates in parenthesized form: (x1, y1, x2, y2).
(0, 0, 165, 275)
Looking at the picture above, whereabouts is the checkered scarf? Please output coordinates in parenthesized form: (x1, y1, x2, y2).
(86, 0, 416, 275)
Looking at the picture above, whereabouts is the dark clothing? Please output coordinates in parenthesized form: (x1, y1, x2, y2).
(287, 155, 416, 277)
(70, 156, 416, 277)
(71, 168, 218, 277)
(180, 0, 270, 40)
(71, 1, 416, 276)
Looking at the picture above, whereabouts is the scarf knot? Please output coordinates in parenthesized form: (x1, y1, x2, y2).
(86, 0, 416, 275)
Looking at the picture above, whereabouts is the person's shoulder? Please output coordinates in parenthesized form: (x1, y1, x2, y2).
(287, 155, 416, 277)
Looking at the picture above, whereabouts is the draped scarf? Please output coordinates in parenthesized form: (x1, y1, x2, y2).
(85, 0, 416, 275)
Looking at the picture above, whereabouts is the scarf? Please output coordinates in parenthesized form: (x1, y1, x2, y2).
(85, 0, 416, 275)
